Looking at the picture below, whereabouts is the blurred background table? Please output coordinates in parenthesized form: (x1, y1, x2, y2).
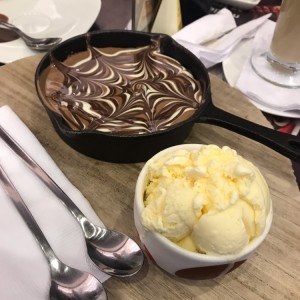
(91, 0, 132, 31)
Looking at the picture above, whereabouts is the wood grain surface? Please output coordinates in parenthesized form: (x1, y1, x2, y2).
(0, 54, 299, 300)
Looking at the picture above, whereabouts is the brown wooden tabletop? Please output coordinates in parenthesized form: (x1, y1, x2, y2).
(0, 53, 299, 299)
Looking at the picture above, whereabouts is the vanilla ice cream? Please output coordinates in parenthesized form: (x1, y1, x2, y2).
(141, 144, 271, 256)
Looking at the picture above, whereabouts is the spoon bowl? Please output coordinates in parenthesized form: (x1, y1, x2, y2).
(50, 261, 107, 300)
(0, 20, 61, 50)
(85, 225, 144, 276)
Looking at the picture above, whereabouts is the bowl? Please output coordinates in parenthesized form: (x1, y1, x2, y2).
(134, 144, 273, 279)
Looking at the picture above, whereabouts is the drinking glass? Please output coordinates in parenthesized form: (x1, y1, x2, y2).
(132, 0, 161, 32)
(251, 0, 300, 88)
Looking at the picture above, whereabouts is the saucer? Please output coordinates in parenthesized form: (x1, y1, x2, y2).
(223, 38, 300, 118)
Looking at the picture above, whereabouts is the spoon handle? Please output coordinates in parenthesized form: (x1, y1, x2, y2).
(0, 125, 87, 226)
(0, 164, 58, 264)
(0, 20, 31, 41)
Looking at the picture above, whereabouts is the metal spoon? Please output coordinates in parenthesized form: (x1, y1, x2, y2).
(0, 125, 144, 277)
(0, 20, 61, 50)
(0, 164, 107, 300)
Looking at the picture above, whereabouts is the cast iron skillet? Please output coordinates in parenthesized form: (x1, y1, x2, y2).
(35, 30, 300, 163)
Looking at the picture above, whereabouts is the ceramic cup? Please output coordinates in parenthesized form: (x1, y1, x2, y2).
(134, 144, 273, 279)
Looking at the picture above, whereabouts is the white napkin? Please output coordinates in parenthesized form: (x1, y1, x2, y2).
(172, 8, 236, 45)
(0, 105, 110, 300)
(235, 20, 300, 112)
(173, 10, 271, 68)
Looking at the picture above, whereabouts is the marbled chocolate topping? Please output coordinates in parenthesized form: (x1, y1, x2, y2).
(42, 38, 203, 135)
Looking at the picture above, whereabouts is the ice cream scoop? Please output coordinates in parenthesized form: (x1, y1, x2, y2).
(141, 144, 271, 256)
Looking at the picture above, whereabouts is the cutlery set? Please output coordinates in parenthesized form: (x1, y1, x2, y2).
(0, 125, 144, 299)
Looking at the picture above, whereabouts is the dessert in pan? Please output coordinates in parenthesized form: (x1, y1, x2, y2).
(42, 39, 203, 135)
(36, 30, 300, 163)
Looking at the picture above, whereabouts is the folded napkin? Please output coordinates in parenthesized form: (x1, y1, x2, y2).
(0, 105, 110, 300)
(172, 9, 271, 68)
(172, 8, 236, 45)
(235, 20, 300, 112)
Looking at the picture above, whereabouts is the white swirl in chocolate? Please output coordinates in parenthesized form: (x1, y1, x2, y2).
(42, 38, 203, 135)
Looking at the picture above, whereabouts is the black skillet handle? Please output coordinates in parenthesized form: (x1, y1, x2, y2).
(196, 102, 300, 163)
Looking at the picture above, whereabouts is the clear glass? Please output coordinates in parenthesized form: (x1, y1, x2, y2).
(251, 0, 300, 88)
(132, 0, 162, 32)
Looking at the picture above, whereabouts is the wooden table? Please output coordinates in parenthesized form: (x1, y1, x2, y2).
(0, 54, 299, 299)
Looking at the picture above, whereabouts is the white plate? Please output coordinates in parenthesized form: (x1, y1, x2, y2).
(0, 0, 101, 63)
(223, 39, 300, 119)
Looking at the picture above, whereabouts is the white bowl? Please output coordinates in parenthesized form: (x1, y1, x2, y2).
(134, 144, 273, 279)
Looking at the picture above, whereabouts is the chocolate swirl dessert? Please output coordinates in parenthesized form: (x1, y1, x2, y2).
(41, 38, 203, 135)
